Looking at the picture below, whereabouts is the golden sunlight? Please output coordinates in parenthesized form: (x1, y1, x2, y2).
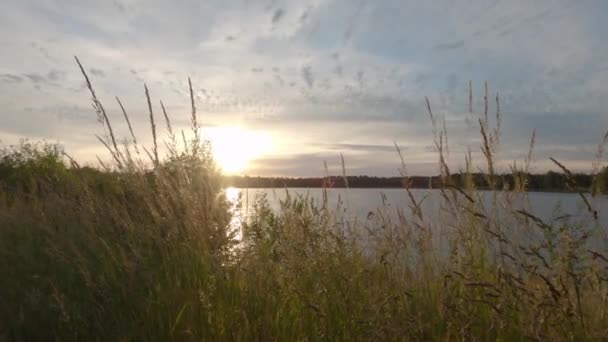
(205, 127, 272, 174)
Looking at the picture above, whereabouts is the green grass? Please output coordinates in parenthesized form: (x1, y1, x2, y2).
(0, 66, 607, 340)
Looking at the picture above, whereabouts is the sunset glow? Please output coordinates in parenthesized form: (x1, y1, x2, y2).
(205, 127, 272, 174)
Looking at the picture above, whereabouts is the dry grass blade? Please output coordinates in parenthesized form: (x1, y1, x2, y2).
(514, 209, 552, 231)
(525, 129, 536, 173)
(116, 97, 137, 146)
(181, 130, 189, 154)
(75, 56, 122, 166)
(188, 77, 199, 154)
(141, 146, 155, 167)
(393, 143, 426, 220)
(116, 96, 141, 160)
(526, 246, 551, 270)
(144, 84, 159, 167)
(484, 82, 488, 125)
(447, 184, 475, 203)
(160, 100, 177, 154)
(588, 250, 608, 263)
(493, 92, 502, 146)
(479, 118, 495, 182)
(322, 160, 329, 204)
(405, 184, 424, 220)
(550, 157, 573, 178)
(395, 142, 406, 176)
(75, 56, 103, 124)
(536, 273, 561, 302)
(95, 134, 122, 166)
(550, 157, 597, 219)
(469, 80, 473, 115)
(426, 96, 450, 180)
(62, 151, 80, 169)
(340, 153, 349, 188)
(160, 101, 174, 139)
(425, 96, 436, 131)
(95, 155, 109, 171)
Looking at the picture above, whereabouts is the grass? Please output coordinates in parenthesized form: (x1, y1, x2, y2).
(0, 63, 607, 340)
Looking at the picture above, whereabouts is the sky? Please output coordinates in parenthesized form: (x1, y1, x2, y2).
(1, 0, 607, 176)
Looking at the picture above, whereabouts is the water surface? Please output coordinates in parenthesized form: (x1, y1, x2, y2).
(227, 187, 607, 224)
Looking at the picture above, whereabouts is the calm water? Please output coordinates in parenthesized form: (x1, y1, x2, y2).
(225, 188, 608, 253)
(226, 187, 608, 227)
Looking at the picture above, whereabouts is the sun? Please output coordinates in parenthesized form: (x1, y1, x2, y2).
(205, 126, 272, 174)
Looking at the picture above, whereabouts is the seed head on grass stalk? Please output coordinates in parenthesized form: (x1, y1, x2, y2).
(425, 96, 450, 183)
(144, 84, 159, 168)
(160, 100, 177, 156)
(189, 77, 200, 156)
(116, 96, 140, 155)
(75, 56, 122, 169)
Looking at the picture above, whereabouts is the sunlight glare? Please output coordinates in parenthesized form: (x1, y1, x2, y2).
(206, 127, 272, 174)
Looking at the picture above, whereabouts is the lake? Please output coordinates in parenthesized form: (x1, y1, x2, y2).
(227, 188, 606, 221)
(226, 188, 607, 245)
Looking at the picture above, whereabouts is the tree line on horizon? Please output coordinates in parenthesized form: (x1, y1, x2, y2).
(224, 169, 608, 193)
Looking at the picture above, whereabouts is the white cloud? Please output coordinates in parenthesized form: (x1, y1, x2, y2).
(0, 0, 607, 174)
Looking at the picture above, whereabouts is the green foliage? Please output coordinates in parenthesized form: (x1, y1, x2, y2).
(0, 141, 68, 188)
(0, 139, 235, 340)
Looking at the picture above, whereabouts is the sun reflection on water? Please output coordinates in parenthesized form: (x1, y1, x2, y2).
(225, 187, 245, 242)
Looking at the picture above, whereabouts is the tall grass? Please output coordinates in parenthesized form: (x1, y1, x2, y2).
(0, 61, 607, 340)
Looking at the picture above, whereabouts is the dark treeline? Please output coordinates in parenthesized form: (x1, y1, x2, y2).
(224, 169, 608, 193)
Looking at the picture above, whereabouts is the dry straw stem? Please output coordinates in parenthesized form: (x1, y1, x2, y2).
(525, 129, 536, 173)
(340, 153, 349, 188)
(144, 84, 159, 167)
(116, 97, 137, 146)
(160, 100, 177, 155)
(75, 56, 122, 168)
(550, 157, 597, 219)
(425, 96, 450, 181)
(188, 77, 200, 155)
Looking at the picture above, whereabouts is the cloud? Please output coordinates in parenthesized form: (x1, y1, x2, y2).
(19, 70, 66, 87)
(342, 0, 365, 44)
(271, 8, 284, 24)
(0, 73, 22, 83)
(23, 73, 46, 83)
(321, 143, 401, 153)
(433, 40, 465, 51)
(89, 68, 105, 77)
(301, 66, 314, 89)
(299, 6, 311, 23)
(47, 69, 65, 82)
(0, 0, 606, 175)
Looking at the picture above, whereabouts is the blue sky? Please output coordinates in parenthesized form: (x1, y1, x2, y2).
(1, 0, 607, 176)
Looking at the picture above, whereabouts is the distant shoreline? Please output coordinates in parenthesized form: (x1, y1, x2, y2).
(223, 185, 597, 195)
(222, 174, 601, 195)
